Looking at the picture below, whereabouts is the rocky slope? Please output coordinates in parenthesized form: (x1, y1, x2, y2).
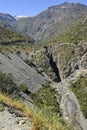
(12, 2, 87, 42)
(0, 107, 31, 130)
(52, 69, 87, 130)
(29, 42, 87, 82)
(0, 13, 16, 24)
(0, 50, 49, 93)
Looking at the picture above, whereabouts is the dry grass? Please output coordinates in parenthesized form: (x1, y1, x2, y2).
(0, 93, 30, 117)
(0, 93, 69, 130)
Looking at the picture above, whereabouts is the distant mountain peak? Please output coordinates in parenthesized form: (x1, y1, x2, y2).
(47, 2, 87, 11)
(0, 13, 16, 24)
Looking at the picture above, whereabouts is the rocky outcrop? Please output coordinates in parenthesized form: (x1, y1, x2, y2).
(52, 69, 87, 130)
(29, 46, 62, 82)
(31, 43, 87, 129)
(32, 42, 87, 81)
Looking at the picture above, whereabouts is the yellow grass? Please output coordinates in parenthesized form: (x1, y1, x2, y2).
(0, 93, 69, 130)
(0, 93, 31, 117)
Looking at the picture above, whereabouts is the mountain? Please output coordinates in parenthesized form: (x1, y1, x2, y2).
(0, 13, 35, 43)
(11, 2, 87, 42)
(48, 15, 87, 44)
(0, 13, 16, 24)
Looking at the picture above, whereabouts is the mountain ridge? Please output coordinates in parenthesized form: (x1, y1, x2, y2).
(11, 2, 87, 42)
(47, 15, 87, 44)
(0, 12, 16, 24)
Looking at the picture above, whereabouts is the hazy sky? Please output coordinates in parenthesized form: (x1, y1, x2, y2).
(0, 0, 87, 17)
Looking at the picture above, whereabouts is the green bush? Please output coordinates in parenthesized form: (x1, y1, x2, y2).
(0, 103, 5, 111)
(18, 83, 28, 92)
(0, 72, 19, 95)
(31, 81, 61, 114)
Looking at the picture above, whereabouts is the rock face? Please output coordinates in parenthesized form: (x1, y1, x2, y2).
(32, 42, 87, 81)
(0, 51, 49, 92)
(53, 69, 87, 130)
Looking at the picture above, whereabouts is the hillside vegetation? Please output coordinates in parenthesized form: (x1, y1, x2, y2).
(48, 16, 87, 44)
(70, 74, 87, 118)
(0, 25, 32, 45)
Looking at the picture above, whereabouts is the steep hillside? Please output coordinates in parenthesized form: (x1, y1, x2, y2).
(0, 25, 32, 45)
(29, 42, 87, 81)
(0, 50, 49, 92)
(0, 13, 16, 24)
(12, 2, 87, 42)
(49, 15, 87, 43)
(0, 21, 13, 30)
(53, 69, 87, 130)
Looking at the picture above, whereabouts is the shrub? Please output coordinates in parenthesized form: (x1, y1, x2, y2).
(31, 81, 61, 114)
(18, 83, 28, 92)
(0, 72, 19, 95)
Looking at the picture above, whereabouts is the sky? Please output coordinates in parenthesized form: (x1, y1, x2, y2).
(0, 0, 87, 17)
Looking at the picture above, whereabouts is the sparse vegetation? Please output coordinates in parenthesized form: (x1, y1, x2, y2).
(0, 72, 69, 130)
(0, 25, 32, 45)
(0, 71, 19, 95)
(0, 92, 69, 130)
(47, 16, 87, 44)
(70, 75, 87, 118)
(0, 71, 29, 95)
(19, 83, 28, 92)
(0, 103, 5, 111)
